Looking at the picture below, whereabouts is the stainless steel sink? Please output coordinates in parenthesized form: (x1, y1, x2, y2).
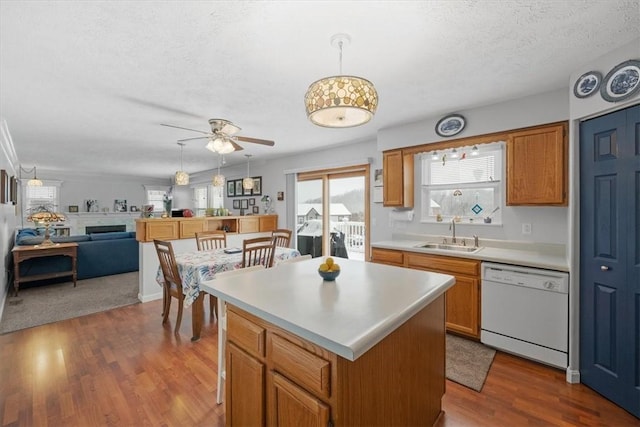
(415, 243, 482, 253)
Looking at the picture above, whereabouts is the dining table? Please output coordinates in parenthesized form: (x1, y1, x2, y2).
(156, 246, 301, 341)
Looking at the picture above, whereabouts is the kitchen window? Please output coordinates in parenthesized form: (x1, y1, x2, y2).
(193, 184, 223, 216)
(420, 142, 503, 224)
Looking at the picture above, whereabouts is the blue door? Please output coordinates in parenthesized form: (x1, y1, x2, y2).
(580, 104, 639, 418)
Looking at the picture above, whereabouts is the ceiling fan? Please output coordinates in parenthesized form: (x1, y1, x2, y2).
(161, 119, 275, 154)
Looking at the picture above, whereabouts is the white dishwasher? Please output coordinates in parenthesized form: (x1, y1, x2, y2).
(481, 262, 569, 369)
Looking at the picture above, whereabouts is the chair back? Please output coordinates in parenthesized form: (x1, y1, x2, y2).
(272, 229, 292, 248)
(277, 254, 312, 265)
(242, 236, 276, 268)
(154, 239, 183, 297)
(196, 230, 227, 251)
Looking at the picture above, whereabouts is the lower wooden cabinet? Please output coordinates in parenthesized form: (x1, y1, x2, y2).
(226, 342, 265, 426)
(268, 372, 330, 427)
(371, 249, 481, 339)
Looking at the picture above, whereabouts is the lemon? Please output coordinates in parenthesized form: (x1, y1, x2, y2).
(331, 263, 340, 271)
(325, 257, 334, 267)
(319, 263, 329, 272)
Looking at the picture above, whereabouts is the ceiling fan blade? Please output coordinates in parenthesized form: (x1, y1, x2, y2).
(230, 141, 244, 151)
(178, 136, 210, 142)
(161, 123, 210, 135)
(236, 136, 275, 146)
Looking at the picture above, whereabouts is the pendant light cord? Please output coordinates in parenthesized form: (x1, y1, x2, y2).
(338, 40, 343, 74)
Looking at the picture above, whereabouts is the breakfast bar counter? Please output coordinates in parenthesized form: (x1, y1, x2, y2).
(202, 258, 455, 426)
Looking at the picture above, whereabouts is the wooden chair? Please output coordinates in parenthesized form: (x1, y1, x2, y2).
(242, 236, 276, 268)
(196, 230, 227, 251)
(272, 228, 292, 248)
(211, 265, 265, 404)
(154, 239, 184, 335)
(276, 254, 312, 265)
(195, 230, 227, 318)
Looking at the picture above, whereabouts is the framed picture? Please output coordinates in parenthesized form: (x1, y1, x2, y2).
(68, 205, 79, 213)
(252, 206, 259, 214)
(0, 169, 7, 204)
(277, 191, 284, 201)
(85, 199, 99, 212)
(130, 205, 138, 212)
(252, 176, 262, 196)
(227, 180, 236, 197)
(235, 180, 243, 197)
(573, 70, 602, 98)
(249, 198, 255, 206)
(240, 199, 249, 209)
(10, 176, 17, 204)
(600, 59, 640, 102)
(374, 169, 383, 186)
(233, 200, 240, 209)
(114, 199, 128, 212)
(435, 114, 466, 137)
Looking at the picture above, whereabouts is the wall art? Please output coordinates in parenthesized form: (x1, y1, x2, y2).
(600, 59, 640, 102)
(573, 70, 602, 98)
(435, 114, 466, 137)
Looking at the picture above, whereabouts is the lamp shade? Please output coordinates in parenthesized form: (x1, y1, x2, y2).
(213, 174, 225, 187)
(305, 75, 378, 128)
(242, 177, 254, 190)
(207, 137, 235, 154)
(175, 170, 189, 185)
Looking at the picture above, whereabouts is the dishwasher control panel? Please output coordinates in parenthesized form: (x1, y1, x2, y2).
(482, 264, 568, 293)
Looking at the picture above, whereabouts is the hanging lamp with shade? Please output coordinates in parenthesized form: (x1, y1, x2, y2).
(304, 33, 378, 128)
(22, 165, 43, 187)
(242, 154, 254, 190)
(213, 154, 225, 187)
(174, 142, 189, 185)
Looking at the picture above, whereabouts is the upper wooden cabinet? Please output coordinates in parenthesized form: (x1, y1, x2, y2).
(507, 122, 568, 206)
(383, 150, 414, 207)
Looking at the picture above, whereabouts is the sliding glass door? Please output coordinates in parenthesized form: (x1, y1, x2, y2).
(296, 165, 369, 260)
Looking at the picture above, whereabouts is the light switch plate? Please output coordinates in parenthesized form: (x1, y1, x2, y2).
(522, 223, 532, 234)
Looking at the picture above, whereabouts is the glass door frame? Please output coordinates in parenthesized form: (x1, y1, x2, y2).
(297, 164, 371, 260)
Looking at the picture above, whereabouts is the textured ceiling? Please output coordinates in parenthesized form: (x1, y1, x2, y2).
(1, 1, 639, 179)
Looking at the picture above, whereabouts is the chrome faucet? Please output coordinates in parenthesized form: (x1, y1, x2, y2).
(449, 219, 457, 244)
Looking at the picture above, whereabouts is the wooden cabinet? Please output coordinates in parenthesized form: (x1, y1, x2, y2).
(507, 122, 567, 206)
(370, 250, 481, 339)
(383, 150, 414, 207)
(135, 215, 278, 242)
(405, 253, 481, 339)
(370, 247, 404, 266)
(225, 303, 445, 426)
(259, 215, 278, 232)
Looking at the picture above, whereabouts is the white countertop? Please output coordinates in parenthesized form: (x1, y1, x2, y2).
(372, 239, 569, 272)
(201, 258, 455, 361)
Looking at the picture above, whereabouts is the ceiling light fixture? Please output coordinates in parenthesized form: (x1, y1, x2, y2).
(471, 145, 479, 156)
(242, 154, 254, 190)
(175, 142, 189, 185)
(206, 136, 235, 155)
(451, 148, 459, 159)
(213, 154, 225, 187)
(304, 33, 378, 128)
(431, 151, 439, 161)
(22, 165, 43, 187)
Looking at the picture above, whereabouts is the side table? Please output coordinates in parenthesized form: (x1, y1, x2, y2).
(12, 242, 78, 296)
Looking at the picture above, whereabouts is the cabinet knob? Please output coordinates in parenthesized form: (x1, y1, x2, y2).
(600, 265, 610, 271)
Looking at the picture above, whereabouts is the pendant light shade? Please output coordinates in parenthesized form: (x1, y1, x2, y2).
(242, 154, 254, 190)
(175, 142, 189, 185)
(304, 34, 378, 128)
(27, 166, 43, 186)
(213, 154, 225, 187)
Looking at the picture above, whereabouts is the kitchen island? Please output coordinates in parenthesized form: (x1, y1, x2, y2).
(202, 257, 455, 426)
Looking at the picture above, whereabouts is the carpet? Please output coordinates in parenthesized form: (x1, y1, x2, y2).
(0, 272, 139, 334)
(446, 333, 496, 392)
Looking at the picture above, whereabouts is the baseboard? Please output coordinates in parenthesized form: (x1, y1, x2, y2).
(139, 291, 162, 303)
(566, 368, 580, 384)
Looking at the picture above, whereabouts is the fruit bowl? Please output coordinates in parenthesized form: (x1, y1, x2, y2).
(318, 269, 340, 281)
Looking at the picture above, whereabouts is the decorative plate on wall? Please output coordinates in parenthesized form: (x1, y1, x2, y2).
(573, 70, 602, 98)
(435, 114, 466, 137)
(600, 59, 640, 102)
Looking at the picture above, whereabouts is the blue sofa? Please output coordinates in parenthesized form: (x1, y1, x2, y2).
(14, 229, 139, 282)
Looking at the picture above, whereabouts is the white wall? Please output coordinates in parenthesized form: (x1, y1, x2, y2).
(566, 38, 640, 381)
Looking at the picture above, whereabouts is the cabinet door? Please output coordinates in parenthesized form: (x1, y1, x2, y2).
(383, 151, 414, 207)
(267, 371, 330, 427)
(259, 215, 277, 232)
(507, 123, 567, 205)
(239, 217, 260, 233)
(445, 275, 480, 338)
(227, 342, 265, 426)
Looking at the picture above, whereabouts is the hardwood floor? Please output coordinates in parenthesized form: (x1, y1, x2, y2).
(1, 300, 637, 426)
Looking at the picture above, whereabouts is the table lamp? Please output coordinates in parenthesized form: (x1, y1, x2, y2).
(27, 207, 66, 246)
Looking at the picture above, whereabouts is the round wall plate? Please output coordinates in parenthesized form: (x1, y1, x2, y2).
(573, 71, 602, 98)
(600, 59, 640, 102)
(435, 114, 466, 138)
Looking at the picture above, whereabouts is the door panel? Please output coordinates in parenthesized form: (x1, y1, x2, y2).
(580, 104, 639, 418)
